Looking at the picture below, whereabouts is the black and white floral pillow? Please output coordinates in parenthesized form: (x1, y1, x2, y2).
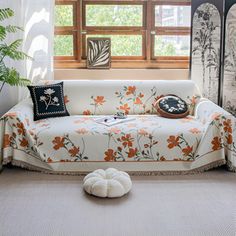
(28, 82, 69, 121)
(154, 95, 189, 119)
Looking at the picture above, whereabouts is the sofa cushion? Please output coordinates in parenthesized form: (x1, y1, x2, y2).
(154, 95, 189, 119)
(28, 82, 69, 121)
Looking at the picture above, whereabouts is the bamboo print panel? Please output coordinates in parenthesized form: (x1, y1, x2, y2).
(223, 4, 236, 116)
(191, 3, 221, 104)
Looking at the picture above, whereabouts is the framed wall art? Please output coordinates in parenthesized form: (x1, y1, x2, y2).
(87, 37, 111, 69)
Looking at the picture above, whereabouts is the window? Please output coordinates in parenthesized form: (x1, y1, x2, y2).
(54, 0, 191, 69)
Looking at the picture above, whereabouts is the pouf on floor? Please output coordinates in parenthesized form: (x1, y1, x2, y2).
(83, 168, 132, 198)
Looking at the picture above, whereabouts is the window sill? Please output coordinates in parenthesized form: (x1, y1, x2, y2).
(54, 60, 189, 69)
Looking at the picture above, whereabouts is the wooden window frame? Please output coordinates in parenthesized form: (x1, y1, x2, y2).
(151, 1, 191, 65)
(54, 0, 190, 69)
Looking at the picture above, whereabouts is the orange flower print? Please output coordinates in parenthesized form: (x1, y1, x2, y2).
(83, 110, 91, 115)
(182, 146, 193, 156)
(223, 119, 232, 133)
(227, 134, 233, 145)
(180, 117, 194, 123)
(121, 134, 133, 148)
(104, 149, 116, 161)
(94, 96, 106, 105)
(211, 113, 221, 121)
(139, 93, 144, 98)
(17, 122, 25, 135)
(35, 119, 47, 124)
(190, 96, 197, 105)
(69, 146, 80, 157)
(47, 157, 53, 163)
(167, 135, 180, 149)
(52, 137, 65, 150)
(20, 138, 28, 147)
(134, 97, 143, 105)
(128, 148, 138, 158)
(138, 129, 148, 136)
(160, 156, 166, 161)
(189, 128, 201, 134)
(211, 137, 222, 151)
(6, 112, 17, 118)
(120, 103, 130, 115)
(29, 129, 36, 136)
(3, 134, 11, 148)
(109, 127, 121, 134)
(76, 128, 88, 135)
(64, 95, 69, 104)
(126, 86, 136, 95)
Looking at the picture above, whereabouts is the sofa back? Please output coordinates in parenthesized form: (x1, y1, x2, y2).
(39, 80, 201, 115)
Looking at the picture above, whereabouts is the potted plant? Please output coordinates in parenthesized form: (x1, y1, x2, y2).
(0, 8, 31, 94)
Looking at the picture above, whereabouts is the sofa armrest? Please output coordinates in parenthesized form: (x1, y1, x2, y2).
(195, 98, 231, 123)
(0, 99, 33, 169)
(195, 99, 236, 171)
(1, 98, 33, 123)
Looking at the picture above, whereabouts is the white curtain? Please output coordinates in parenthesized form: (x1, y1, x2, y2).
(0, 0, 55, 115)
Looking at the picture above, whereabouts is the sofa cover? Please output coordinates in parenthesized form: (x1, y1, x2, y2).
(0, 80, 235, 174)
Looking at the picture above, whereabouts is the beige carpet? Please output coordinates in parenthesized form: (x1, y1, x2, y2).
(0, 167, 235, 236)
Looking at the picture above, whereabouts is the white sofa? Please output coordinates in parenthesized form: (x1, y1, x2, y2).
(0, 80, 236, 174)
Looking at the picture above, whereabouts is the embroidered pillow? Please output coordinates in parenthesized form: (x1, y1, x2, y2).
(154, 94, 189, 119)
(28, 82, 69, 121)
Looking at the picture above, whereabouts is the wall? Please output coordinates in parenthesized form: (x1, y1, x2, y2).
(0, 84, 20, 117)
(54, 69, 189, 80)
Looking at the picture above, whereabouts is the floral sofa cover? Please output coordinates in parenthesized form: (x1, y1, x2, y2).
(0, 80, 235, 174)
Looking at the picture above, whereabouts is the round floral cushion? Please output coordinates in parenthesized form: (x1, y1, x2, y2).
(154, 94, 189, 119)
(83, 168, 132, 198)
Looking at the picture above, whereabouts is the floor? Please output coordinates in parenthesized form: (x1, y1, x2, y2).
(0, 167, 235, 236)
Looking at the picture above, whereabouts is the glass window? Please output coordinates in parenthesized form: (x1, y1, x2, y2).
(86, 5, 143, 26)
(54, 35, 74, 56)
(155, 5, 191, 27)
(86, 35, 142, 56)
(55, 5, 73, 26)
(154, 35, 190, 56)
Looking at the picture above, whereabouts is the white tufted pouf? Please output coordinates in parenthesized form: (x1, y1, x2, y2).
(83, 168, 132, 198)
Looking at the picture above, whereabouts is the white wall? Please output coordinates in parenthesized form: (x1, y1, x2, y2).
(0, 69, 189, 117)
(0, 84, 20, 117)
(54, 69, 189, 81)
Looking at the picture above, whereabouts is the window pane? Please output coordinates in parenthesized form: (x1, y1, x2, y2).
(155, 5, 191, 27)
(154, 35, 190, 56)
(54, 35, 73, 56)
(86, 5, 143, 26)
(87, 35, 142, 56)
(55, 5, 73, 26)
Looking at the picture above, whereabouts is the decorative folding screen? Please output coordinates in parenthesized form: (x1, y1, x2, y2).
(222, 1, 236, 116)
(190, 0, 223, 105)
(191, 0, 236, 116)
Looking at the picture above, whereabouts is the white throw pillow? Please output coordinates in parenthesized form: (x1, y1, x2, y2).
(83, 168, 132, 198)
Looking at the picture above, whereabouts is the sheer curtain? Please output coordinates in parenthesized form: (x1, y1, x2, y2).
(0, 0, 55, 115)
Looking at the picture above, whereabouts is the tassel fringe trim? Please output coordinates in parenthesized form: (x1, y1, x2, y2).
(1, 159, 228, 176)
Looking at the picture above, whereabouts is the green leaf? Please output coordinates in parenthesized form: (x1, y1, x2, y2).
(5, 25, 23, 33)
(4, 68, 31, 86)
(0, 8, 32, 92)
(9, 39, 23, 51)
(0, 8, 14, 21)
(0, 26, 6, 41)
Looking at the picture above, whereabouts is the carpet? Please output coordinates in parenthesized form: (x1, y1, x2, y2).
(0, 167, 235, 236)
